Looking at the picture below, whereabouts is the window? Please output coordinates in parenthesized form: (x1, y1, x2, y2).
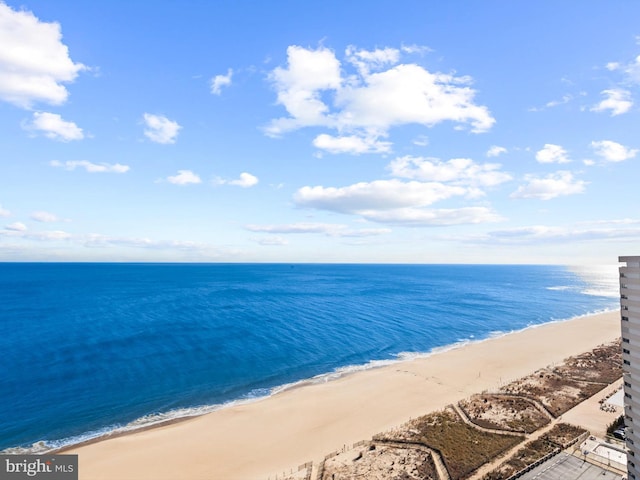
(624, 316, 630, 321)
(624, 338, 631, 343)
(626, 392, 633, 399)
(625, 349, 631, 354)
(626, 360, 632, 365)
(627, 381, 632, 387)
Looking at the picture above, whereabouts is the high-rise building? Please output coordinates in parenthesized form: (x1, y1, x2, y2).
(621, 256, 640, 480)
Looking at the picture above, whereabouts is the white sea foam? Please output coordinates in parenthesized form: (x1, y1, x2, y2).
(4, 307, 618, 455)
(581, 288, 619, 298)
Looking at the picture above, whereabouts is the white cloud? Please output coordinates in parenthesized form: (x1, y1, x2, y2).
(5, 221, 26, 231)
(357, 206, 503, 226)
(459, 222, 640, 245)
(591, 89, 633, 116)
(0, 228, 72, 241)
(295, 179, 468, 213)
(81, 233, 206, 251)
(400, 44, 433, 55)
(0, 205, 10, 217)
(345, 45, 400, 76)
(510, 171, 587, 200)
(486, 145, 507, 157)
(0, 2, 85, 108)
(211, 68, 232, 95)
(24, 111, 83, 141)
(167, 170, 201, 185)
(30, 211, 61, 222)
(253, 236, 289, 246)
(216, 172, 258, 188)
(292, 153, 509, 227)
(245, 222, 391, 237)
(265, 45, 495, 147)
(388, 156, 512, 187)
(143, 113, 181, 144)
(334, 63, 495, 133)
(312, 133, 391, 154)
(266, 45, 342, 134)
(50, 160, 129, 173)
(535, 144, 570, 164)
(590, 140, 638, 162)
(606, 54, 640, 84)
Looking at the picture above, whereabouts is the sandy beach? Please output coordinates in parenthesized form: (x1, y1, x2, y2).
(66, 311, 620, 480)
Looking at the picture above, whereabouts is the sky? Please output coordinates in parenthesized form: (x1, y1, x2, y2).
(1, 1, 639, 264)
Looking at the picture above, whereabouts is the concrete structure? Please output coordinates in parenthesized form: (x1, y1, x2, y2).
(620, 256, 640, 480)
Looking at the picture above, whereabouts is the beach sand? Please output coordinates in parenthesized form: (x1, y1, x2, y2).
(66, 311, 620, 480)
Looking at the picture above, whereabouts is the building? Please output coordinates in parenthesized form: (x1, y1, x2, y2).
(621, 256, 640, 480)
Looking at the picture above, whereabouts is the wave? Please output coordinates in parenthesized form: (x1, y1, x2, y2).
(581, 288, 619, 298)
(546, 285, 573, 291)
(3, 307, 619, 455)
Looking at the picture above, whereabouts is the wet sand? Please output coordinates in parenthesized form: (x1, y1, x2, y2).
(67, 311, 620, 480)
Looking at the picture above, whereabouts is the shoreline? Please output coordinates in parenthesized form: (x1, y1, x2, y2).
(7, 309, 615, 456)
(62, 310, 620, 480)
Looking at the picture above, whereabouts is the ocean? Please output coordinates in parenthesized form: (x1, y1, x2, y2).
(0, 263, 619, 453)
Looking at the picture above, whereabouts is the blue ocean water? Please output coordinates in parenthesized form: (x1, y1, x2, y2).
(0, 263, 619, 452)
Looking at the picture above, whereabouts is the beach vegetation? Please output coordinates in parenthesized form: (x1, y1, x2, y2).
(482, 423, 587, 480)
(379, 408, 523, 480)
(459, 394, 550, 433)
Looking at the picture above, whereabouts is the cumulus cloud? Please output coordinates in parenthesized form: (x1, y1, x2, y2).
(590, 140, 638, 162)
(167, 170, 201, 185)
(265, 45, 494, 152)
(31, 211, 61, 222)
(245, 222, 391, 237)
(292, 153, 509, 227)
(23, 111, 83, 141)
(292, 179, 504, 226)
(591, 89, 633, 116)
(143, 113, 181, 144)
(312, 133, 391, 154)
(345, 45, 400, 76)
(535, 144, 570, 164)
(0, 2, 85, 108)
(211, 68, 232, 95)
(486, 145, 507, 157)
(295, 179, 467, 213)
(216, 172, 259, 188)
(5, 221, 26, 231)
(0, 204, 10, 217)
(50, 160, 129, 173)
(388, 156, 512, 188)
(510, 171, 586, 200)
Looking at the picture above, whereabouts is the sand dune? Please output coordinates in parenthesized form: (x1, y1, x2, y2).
(67, 311, 620, 480)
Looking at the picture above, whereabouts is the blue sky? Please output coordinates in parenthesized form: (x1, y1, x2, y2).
(1, 1, 639, 264)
